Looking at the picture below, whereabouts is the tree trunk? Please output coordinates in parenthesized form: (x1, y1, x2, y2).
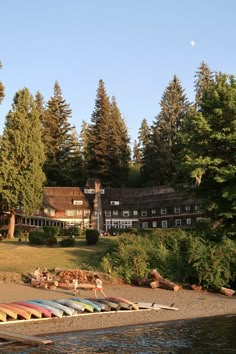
(150, 269, 180, 291)
(7, 209, 15, 240)
(219, 287, 235, 296)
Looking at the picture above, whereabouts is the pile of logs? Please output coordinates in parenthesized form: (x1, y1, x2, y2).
(56, 268, 95, 290)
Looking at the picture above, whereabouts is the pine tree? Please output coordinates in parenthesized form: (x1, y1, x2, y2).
(0, 61, 5, 105)
(0, 88, 46, 239)
(194, 61, 214, 108)
(86, 80, 130, 186)
(142, 76, 189, 185)
(43, 81, 82, 186)
(180, 70, 236, 230)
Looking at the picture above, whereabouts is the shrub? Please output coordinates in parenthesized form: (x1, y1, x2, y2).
(85, 229, 99, 245)
(29, 231, 48, 245)
(43, 226, 60, 237)
(59, 237, 75, 247)
(46, 236, 58, 247)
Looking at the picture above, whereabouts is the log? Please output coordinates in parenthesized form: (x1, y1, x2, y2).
(150, 269, 180, 291)
(31, 279, 58, 289)
(219, 287, 235, 296)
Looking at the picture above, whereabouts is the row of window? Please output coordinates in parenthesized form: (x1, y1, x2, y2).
(105, 204, 200, 217)
(105, 217, 193, 229)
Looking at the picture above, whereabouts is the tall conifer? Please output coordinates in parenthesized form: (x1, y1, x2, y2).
(0, 88, 45, 238)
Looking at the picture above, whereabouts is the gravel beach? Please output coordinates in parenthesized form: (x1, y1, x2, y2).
(0, 282, 235, 336)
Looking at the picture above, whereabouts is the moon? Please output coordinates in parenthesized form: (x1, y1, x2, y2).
(190, 40, 196, 47)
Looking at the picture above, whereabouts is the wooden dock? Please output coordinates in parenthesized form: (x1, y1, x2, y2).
(0, 330, 53, 345)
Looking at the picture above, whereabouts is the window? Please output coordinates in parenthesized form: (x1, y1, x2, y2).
(152, 221, 157, 228)
(123, 210, 130, 217)
(100, 189, 105, 194)
(105, 210, 111, 217)
(84, 210, 90, 217)
(73, 200, 83, 205)
(195, 204, 200, 211)
(175, 219, 182, 227)
(142, 222, 149, 228)
(133, 210, 138, 216)
(174, 207, 180, 214)
(44, 208, 55, 216)
(141, 210, 147, 216)
(161, 220, 168, 228)
(84, 189, 95, 194)
(186, 218, 191, 225)
(161, 208, 166, 215)
(111, 201, 120, 206)
(185, 205, 191, 211)
(151, 209, 156, 215)
(66, 210, 80, 216)
(113, 210, 118, 216)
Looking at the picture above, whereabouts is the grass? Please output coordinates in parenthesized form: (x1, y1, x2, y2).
(0, 237, 115, 274)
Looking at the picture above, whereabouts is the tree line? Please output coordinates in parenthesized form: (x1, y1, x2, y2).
(0, 61, 235, 238)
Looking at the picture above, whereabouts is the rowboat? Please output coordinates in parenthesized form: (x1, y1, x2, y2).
(104, 297, 133, 310)
(0, 304, 31, 320)
(137, 302, 179, 311)
(54, 299, 85, 312)
(10, 303, 42, 318)
(27, 301, 63, 318)
(32, 300, 76, 316)
(15, 301, 52, 317)
(68, 298, 94, 313)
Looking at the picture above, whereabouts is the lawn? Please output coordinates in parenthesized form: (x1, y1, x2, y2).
(0, 237, 114, 274)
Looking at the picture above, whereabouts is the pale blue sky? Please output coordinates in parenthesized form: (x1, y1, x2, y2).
(1, 0, 236, 145)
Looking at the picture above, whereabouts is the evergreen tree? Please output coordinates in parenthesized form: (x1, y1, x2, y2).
(109, 96, 130, 186)
(0, 61, 5, 105)
(180, 71, 236, 230)
(0, 88, 45, 239)
(142, 76, 189, 185)
(86, 80, 130, 186)
(43, 81, 82, 186)
(194, 61, 214, 108)
(132, 140, 141, 164)
(137, 118, 150, 163)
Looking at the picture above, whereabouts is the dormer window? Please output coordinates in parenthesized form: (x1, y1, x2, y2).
(73, 200, 83, 205)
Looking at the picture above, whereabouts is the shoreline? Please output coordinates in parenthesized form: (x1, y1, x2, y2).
(0, 282, 235, 336)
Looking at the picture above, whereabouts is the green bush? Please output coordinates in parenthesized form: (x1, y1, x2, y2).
(59, 237, 75, 247)
(43, 226, 60, 237)
(29, 230, 49, 245)
(85, 229, 99, 245)
(46, 236, 58, 247)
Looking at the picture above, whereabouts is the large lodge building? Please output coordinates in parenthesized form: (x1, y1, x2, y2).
(0, 179, 204, 233)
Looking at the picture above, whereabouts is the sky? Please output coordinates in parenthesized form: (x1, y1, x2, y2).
(1, 0, 236, 146)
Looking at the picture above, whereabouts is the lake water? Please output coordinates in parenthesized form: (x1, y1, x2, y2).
(2, 314, 236, 353)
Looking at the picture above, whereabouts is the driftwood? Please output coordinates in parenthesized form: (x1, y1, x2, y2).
(57, 282, 94, 290)
(31, 279, 58, 289)
(219, 287, 235, 296)
(150, 269, 180, 291)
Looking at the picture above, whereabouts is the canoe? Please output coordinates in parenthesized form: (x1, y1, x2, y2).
(54, 299, 85, 312)
(137, 302, 179, 311)
(15, 301, 52, 318)
(104, 297, 133, 310)
(95, 298, 121, 311)
(72, 298, 101, 312)
(0, 311, 7, 322)
(32, 300, 76, 316)
(28, 301, 63, 318)
(85, 299, 111, 311)
(0, 304, 31, 320)
(105, 296, 139, 310)
(0, 305, 18, 320)
(10, 303, 42, 318)
(68, 298, 94, 313)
